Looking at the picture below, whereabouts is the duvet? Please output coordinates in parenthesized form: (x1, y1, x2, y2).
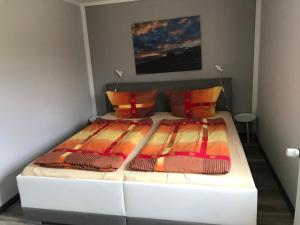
(129, 118, 230, 174)
(35, 118, 152, 172)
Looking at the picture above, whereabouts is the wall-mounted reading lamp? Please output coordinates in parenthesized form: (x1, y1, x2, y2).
(114, 69, 124, 92)
(215, 64, 225, 92)
(215, 64, 224, 73)
(214, 64, 230, 111)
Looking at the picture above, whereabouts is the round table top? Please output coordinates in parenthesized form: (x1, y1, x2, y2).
(234, 113, 257, 122)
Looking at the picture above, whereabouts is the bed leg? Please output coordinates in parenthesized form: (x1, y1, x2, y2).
(246, 122, 250, 143)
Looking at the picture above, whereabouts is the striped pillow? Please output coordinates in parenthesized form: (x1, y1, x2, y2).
(106, 89, 157, 118)
(166, 86, 222, 118)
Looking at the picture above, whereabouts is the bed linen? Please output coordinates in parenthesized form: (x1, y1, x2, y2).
(22, 112, 254, 189)
(106, 89, 157, 118)
(129, 117, 230, 174)
(18, 112, 257, 225)
(166, 86, 222, 118)
(34, 118, 152, 172)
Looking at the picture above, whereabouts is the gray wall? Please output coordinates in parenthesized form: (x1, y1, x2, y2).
(86, 0, 256, 115)
(257, 0, 300, 206)
(0, 0, 92, 206)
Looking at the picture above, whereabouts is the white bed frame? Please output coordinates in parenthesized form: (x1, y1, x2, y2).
(124, 181, 257, 225)
(17, 175, 256, 225)
(16, 79, 258, 225)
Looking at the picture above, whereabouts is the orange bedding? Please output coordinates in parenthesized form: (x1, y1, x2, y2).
(129, 118, 231, 174)
(35, 118, 152, 172)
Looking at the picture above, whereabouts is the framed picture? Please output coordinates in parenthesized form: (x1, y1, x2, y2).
(131, 15, 202, 75)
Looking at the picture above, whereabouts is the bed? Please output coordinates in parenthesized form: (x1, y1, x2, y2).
(17, 78, 257, 225)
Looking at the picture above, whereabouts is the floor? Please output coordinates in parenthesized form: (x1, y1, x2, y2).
(243, 136, 294, 225)
(0, 138, 294, 225)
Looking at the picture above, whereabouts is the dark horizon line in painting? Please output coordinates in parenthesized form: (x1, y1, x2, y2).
(132, 15, 202, 75)
(135, 45, 202, 75)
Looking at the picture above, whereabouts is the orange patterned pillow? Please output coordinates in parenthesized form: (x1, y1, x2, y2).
(106, 89, 157, 118)
(166, 86, 222, 118)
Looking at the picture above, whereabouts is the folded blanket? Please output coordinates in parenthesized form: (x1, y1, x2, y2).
(129, 118, 230, 174)
(35, 118, 152, 172)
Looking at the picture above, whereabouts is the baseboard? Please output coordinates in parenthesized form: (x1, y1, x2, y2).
(0, 194, 20, 213)
(127, 217, 209, 225)
(256, 136, 295, 217)
(23, 207, 126, 225)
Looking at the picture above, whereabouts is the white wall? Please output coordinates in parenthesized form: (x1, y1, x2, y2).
(0, 0, 92, 206)
(257, 0, 300, 206)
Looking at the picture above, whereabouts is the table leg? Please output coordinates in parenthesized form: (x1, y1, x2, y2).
(246, 122, 250, 144)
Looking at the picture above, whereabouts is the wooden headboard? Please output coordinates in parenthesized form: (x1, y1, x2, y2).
(105, 78, 232, 113)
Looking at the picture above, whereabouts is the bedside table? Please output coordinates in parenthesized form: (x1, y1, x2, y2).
(88, 116, 99, 123)
(234, 113, 257, 144)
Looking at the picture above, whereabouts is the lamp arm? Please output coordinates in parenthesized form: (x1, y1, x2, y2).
(114, 77, 121, 92)
(218, 76, 230, 112)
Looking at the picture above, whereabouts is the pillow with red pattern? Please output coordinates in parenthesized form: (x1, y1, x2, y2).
(106, 89, 157, 118)
(166, 86, 222, 118)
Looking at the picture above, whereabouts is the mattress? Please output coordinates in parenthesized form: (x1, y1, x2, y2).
(22, 111, 255, 189)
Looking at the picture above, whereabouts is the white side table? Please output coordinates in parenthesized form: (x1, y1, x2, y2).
(234, 113, 257, 144)
(88, 116, 100, 123)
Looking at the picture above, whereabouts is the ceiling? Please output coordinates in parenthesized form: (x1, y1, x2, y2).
(72, 0, 138, 4)
(74, 0, 99, 3)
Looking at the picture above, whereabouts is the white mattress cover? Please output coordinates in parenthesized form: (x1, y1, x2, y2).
(22, 111, 255, 189)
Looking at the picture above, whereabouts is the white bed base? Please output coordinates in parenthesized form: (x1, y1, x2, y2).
(124, 181, 257, 225)
(17, 174, 257, 225)
(17, 175, 125, 216)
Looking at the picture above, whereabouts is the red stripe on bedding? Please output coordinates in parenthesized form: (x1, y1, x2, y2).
(81, 121, 111, 145)
(53, 149, 128, 159)
(160, 119, 225, 126)
(185, 90, 192, 118)
(103, 126, 133, 154)
(191, 102, 216, 107)
(200, 124, 208, 157)
(137, 152, 230, 161)
(167, 123, 180, 147)
(130, 92, 137, 118)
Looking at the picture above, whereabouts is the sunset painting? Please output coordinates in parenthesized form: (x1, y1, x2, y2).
(132, 16, 202, 75)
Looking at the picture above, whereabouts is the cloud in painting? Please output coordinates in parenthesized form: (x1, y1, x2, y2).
(132, 16, 201, 65)
(132, 21, 168, 36)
